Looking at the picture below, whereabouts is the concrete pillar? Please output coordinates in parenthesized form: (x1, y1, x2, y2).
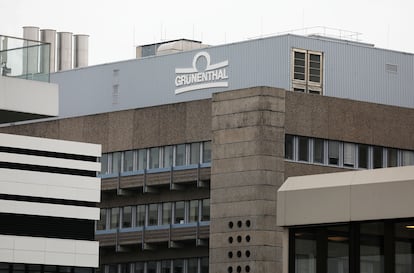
(210, 87, 286, 273)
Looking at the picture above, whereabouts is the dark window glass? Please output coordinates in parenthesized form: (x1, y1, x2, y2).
(120, 264, 131, 273)
(0, 264, 9, 273)
(162, 202, 172, 225)
(402, 151, 414, 166)
(161, 261, 171, 273)
(373, 146, 383, 169)
(313, 138, 324, 164)
(44, 266, 57, 273)
(149, 147, 159, 169)
(358, 144, 369, 169)
(137, 149, 147, 170)
(163, 146, 173, 168)
(190, 143, 200, 165)
(108, 265, 117, 273)
(148, 204, 159, 226)
(187, 258, 198, 273)
(136, 205, 145, 227)
(189, 200, 199, 223)
(328, 140, 340, 165)
(123, 150, 134, 172)
(122, 206, 132, 228)
(387, 148, 398, 167)
(294, 51, 306, 81)
(298, 136, 309, 162)
(147, 262, 157, 273)
(175, 201, 185, 224)
(343, 143, 355, 167)
(12, 264, 25, 273)
(201, 257, 209, 273)
(176, 144, 186, 166)
(395, 221, 414, 273)
(285, 135, 294, 160)
(173, 259, 184, 273)
(294, 229, 317, 273)
(112, 152, 121, 174)
(101, 154, 108, 174)
(134, 262, 144, 273)
(327, 225, 349, 273)
(202, 141, 212, 163)
(110, 207, 120, 229)
(97, 208, 107, 230)
(360, 222, 384, 273)
(202, 199, 210, 221)
(27, 265, 41, 273)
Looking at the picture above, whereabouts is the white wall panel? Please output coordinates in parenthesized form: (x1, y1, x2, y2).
(0, 200, 99, 220)
(0, 168, 100, 202)
(0, 133, 101, 157)
(0, 152, 100, 172)
(0, 235, 99, 267)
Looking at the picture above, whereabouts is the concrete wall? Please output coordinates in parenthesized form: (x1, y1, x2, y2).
(210, 87, 286, 273)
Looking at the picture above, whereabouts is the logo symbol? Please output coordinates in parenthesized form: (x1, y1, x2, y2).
(175, 51, 229, 94)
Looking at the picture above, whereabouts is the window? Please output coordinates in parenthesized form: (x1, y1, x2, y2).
(313, 138, 324, 164)
(134, 263, 144, 273)
(202, 141, 212, 163)
(148, 204, 159, 226)
(137, 149, 147, 170)
(136, 205, 145, 227)
(298, 136, 309, 162)
(149, 147, 160, 169)
(97, 209, 107, 230)
(163, 146, 173, 168)
(402, 150, 414, 166)
(373, 146, 383, 169)
(190, 143, 200, 165)
(343, 143, 355, 167)
(175, 144, 186, 166)
(122, 206, 132, 228)
(200, 258, 208, 273)
(162, 202, 172, 225)
(187, 259, 198, 273)
(120, 264, 131, 273)
(292, 49, 323, 95)
(387, 148, 398, 167)
(174, 201, 185, 224)
(161, 261, 171, 273)
(146, 262, 157, 273)
(189, 200, 198, 223)
(358, 144, 369, 169)
(201, 199, 210, 221)
(123, 150, 134, 172)
(328, 140, 340, 165)
(101, 154, 109, 174)
(285, 135, 294, 160)
(110, 207, 120, 229)
(173, 260, 184, 273)
(112, 152, 121, 174)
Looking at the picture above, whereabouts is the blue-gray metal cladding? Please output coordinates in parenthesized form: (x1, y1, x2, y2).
(51, 34, 414, 119)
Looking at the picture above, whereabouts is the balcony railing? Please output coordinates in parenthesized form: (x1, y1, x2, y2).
(0, 35, 50, 82)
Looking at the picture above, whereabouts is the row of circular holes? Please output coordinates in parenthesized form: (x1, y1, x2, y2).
(229, 220, 251, 229)
(228, 265, 250, 273)
(228, 235, 250, 244)
(228, 250, 251, 258)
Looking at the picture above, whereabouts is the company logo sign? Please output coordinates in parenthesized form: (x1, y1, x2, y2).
(175, 51, 229, 94)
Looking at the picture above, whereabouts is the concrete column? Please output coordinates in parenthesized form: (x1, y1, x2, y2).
(210, 87, 286, 273)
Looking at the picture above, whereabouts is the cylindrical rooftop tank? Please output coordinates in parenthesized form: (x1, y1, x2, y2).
(22, 26, 40, 76)
(57, 32, 72, 71)
(73, 34, 89, 68)
(40, 29, 56, 73)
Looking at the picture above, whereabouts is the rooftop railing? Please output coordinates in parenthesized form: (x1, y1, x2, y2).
(0, 35, 50, 82)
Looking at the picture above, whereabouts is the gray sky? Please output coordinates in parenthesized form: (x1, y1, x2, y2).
(2, 0, 413, 65)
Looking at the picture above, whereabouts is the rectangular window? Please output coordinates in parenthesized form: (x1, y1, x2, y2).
(201, 199, 210, 221)
(97, 209, 107, 230)
(308, 53, 321, 83)
(285, 135, 294, 160)
(162, 202, 172, 225)
(387, 148, 398, 167)
(112, 152, 121, 174)
(148, 204, 159, 226)
(189, 200, 198, 223)
(174, 201, 185, 224)
(110, 207, 120, 229)
(190, 142, 200, 165)
(373, 146, 383, 169)
(120, 264, 131, 273)
(202, 141, 212, 163)
(136, 205, 145, 227)
(343, 143, 355, 167)
(134, 262, 144, 273)
(161, 261, 171, 273)
(101, 154, 108, 174)
(147, 262, 157, 273)
(200, 257, 208, 273)
(149, 147, 159, 169)
(292, 49, 323, 95)
(163, 146, 173, 168)
(360, 222, 384, 273)
(294, 51, 306, 81)
(294, 229, 317, 273)
(402, 150, 414, 166)
(187, 259, 198, 273)
(175, 144, 186, 166)
(123, 150, 134, 172)
(358, 144, 369, 169)
(173, 259, 184, 273)
(137, 149, 147, 170)
(313, 138, 324, 164)
(298, 136, 309, 162)
(328, 140, 340, 165)
(122, 206, 132, 228)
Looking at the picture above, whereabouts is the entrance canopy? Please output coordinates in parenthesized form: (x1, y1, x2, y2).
(277, 166, 414, 226)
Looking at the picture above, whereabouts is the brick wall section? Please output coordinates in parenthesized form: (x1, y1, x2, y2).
(210, 87, 286, 273)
